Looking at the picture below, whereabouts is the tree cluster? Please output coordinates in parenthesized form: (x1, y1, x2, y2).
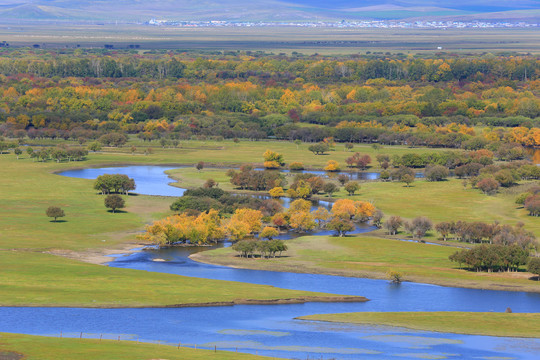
(93, 174, 136, 195)
(449, 244, 530, 273)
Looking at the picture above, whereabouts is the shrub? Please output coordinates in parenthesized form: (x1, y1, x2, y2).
(288, 162, 304, 171)
(477, 177, 500, 195)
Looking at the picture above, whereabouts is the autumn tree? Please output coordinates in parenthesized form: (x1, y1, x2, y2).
(260, 226, 279, 240)
(263, 149, 285, 169)
(477, 177, 499, 195)
(324, 160, 340, 172)
(331, 199, 375, 223)
(313, 206, 330, 227)
(269, 186, 285, 198)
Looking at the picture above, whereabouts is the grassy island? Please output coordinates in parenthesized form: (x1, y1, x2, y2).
(297, 312, 540, 338)
(0, 333, 275, 360)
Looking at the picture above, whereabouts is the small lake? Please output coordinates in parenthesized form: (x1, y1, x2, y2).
(26, 165, 540, 359)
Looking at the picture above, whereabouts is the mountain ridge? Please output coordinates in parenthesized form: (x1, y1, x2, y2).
(0, 0, 536, 22)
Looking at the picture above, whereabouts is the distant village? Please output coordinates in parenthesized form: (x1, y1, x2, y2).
(147, 19, 539, 29)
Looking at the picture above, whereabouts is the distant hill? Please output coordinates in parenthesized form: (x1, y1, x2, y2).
(0, 0, 537, 22)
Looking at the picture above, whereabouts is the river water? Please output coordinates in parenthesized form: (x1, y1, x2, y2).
(4, 166, 536, 359)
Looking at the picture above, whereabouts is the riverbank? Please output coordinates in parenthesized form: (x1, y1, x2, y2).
(297, 312, 540, 338)
(0, 333, 276, 360)
(191, 234, 540, 293)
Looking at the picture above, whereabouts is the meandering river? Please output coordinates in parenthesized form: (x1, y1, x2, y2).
(3, 166, 537, 360)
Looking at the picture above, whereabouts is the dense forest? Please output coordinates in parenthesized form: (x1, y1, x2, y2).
(0, 49, 538, 149)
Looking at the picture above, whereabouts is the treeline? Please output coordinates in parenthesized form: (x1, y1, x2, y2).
(0, 52, 536, 83)
(449, 244, 530, 272)
(30, 146, 88, 162)
(0, 52, 538, 150)
(384, 215, 536, 248)
(435, 221, 535, 247)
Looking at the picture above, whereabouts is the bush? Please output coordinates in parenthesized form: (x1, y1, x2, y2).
(289, 162, 304, 171)
(477, 177, 500, 195)
(387, 270, 403, 283)
(425, 164, 449, 181)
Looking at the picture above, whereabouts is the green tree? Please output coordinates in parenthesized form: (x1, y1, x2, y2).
(344, 181, 360, 196)
(401, 174, 414, 187)
(323, 182, 339, 197)
(528, 258, 540, 280)
(14, 148, 22, 159)
(46, 206, 65, 222)
(327, 217, 355, 237)
(105, 194, 125, 213)
(308, 143, 330, 155)
(88, 141, 102, 152)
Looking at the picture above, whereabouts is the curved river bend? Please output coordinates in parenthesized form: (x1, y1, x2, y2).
(2, 166, 538, 360)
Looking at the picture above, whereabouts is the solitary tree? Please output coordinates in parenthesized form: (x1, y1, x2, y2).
(344, 181, 360, 196)
(387, 270, 403, 284)
(327, 217, 355, 237)
(46, 206, 65, 222)
(196, 161, 204, 172)
(323, 182, 339, 197)
(105, 194, 125, 213)
(401, 174, 414, 187)
(528, 258, 540, 280)
(14, 148, 22, 159)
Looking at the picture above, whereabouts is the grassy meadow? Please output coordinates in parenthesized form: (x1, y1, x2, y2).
(0, 25, 538, 54)
(0, 138, 538, 306)
(193, 234, 540, 292)
(298, 312, 540, 338)
(0, 145, 369, 306)
(0, 333, 274, 360)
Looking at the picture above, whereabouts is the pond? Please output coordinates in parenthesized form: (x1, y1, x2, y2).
(22, 165, 538, 359)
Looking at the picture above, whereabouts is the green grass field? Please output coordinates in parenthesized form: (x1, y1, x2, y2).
(0, 251, 341, 307)
(0, 150, 360, 306)
(0, 25, 538, 54)
(298, 312, 540, 338)
(0, 139, 538, 306)
(193, 234, 540, 292)
(0, 333, 274, 360)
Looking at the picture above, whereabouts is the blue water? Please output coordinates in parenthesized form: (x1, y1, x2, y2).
(60, 165, 186, 197)
(22, 165, 538, 359)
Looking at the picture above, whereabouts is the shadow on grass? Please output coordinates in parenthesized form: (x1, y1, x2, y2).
(49, 220, 68, 223)
(107, 210, 128, 214)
